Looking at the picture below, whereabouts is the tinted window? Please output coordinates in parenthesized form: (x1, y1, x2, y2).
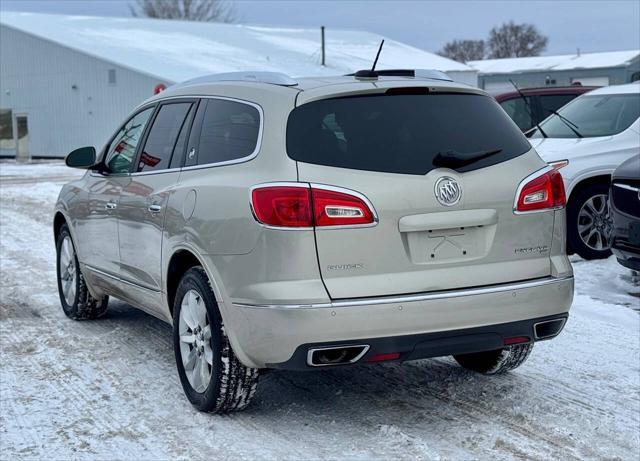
(196, 99, 260, 165)
(287, 93, 531, 175)
(105, 108, 153, 174)
(532, 93, 640, 138)
(170, 103, 196, 169)
(136, 102, 192, 172)
(500, 97, 534, 131)
(539, 94, 577, 119)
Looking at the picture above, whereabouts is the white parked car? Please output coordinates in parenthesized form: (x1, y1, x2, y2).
(529, 82, 640, 260)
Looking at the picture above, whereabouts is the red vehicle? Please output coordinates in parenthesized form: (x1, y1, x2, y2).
(493, 86, 597, 132)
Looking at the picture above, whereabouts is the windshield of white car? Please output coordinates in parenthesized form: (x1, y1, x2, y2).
(529, 93, 640, 139)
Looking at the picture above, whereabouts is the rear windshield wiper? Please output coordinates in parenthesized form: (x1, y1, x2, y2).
(546, 108, 583, 138)
(433, 148, 503, 169)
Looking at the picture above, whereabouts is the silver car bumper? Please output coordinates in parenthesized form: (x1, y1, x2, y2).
(227, 275, 574, 368)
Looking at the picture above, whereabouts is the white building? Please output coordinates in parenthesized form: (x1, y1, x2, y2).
(469, 50, 640, 93)
(0, 12, 477, 158)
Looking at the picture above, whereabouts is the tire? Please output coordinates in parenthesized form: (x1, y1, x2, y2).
(453, 343, 534, 375)
(567, 183, 613, 260)
(173, 267, 259, 413)
(56, 224, 108, 320)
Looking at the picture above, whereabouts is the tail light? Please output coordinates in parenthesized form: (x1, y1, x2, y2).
(515, 168, 566, 213)
(250, 184, 376, 228)
(250, 186, 312, 227)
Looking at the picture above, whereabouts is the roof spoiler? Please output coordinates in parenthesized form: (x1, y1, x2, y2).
(179, 71, 298, 87)
(348, 69, 453, 82)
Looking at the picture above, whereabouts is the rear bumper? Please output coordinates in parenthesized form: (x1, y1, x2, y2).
(273, 314, 568, 370)
(228, 275, 574, 368)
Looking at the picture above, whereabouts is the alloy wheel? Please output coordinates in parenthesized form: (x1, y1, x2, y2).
(577, 194, 612, 251)
(58, 236, 77, 305)
(178, 289, 213, 393)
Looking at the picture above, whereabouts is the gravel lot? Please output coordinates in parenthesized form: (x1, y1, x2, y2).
(1, 161, 639, 460)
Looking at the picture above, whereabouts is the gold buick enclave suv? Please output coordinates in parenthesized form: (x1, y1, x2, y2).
(54, 70, 574, 413)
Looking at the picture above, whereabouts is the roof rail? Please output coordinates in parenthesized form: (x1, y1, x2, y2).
(349, 69, 453, 82)
(179, 71, 298, 87)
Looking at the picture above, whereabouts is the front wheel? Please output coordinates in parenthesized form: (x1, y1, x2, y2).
(453, 343, 534, 375)
(173, 267, 259, 413)
(56, 224, 108, 320)
(567, 184, 613, 260)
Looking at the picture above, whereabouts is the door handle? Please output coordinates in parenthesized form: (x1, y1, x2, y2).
(105, 202, 117, 210)
(148, 204, 162, 213)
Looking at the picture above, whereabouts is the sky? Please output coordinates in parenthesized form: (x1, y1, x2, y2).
(1, 0, 638, 56)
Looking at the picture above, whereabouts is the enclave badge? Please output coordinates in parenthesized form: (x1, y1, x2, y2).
(434, 176, 462, 206)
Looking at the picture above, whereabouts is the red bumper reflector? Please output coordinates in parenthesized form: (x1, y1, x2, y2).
(504, 336, 530, 346)
(367, 352, 401, 363)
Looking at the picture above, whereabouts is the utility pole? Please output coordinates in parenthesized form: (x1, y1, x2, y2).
(321, 26, 326, 66)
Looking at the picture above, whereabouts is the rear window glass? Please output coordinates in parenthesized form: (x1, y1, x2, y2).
(287, 93, 531, 175)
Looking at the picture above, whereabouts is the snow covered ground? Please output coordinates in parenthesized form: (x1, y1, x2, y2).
(1, 161, 639, 460)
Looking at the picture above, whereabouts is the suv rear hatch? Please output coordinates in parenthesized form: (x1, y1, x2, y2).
(288, 84, 555, 299)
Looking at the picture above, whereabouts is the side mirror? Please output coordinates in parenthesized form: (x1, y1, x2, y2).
(65, 146, 97, 169)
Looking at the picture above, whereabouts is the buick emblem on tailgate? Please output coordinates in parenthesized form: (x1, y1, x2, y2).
(434, 176, 461, 206)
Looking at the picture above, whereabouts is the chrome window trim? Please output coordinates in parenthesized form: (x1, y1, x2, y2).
(92, 95, 264, 178)
(247, 182, 379, 231)
(152, 95, 264, 172)
(233, 275, 574, 309)
(512, 165, 565, 215)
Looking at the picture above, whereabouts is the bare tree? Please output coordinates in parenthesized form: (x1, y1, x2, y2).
(437, 39, 486, 63)
(487, 21, 548, 58)
(130, 0, 236, 23)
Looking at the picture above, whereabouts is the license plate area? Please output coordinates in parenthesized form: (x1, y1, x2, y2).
(403, 224, 497, 264)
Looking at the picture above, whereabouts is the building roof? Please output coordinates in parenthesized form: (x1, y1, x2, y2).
(588, 81, 640, 95)
(0, 12, 474, 83)
(468, 50, 640, 75)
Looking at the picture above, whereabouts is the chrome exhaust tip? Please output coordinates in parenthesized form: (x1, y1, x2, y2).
(534, 318, 567, 340)
(307, 345, 370, 367)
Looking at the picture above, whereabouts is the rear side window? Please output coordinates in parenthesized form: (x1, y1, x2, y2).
(194, 99, 260, 166)
(137, 102, 192, 172)
(287, 93, 531, 175)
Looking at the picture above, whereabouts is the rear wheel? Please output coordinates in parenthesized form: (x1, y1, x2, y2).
(453, 343, 534, 375)
(567, 183, 613, 260)
(56, 224, 108, 319)
(173, 267, 259, 413)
